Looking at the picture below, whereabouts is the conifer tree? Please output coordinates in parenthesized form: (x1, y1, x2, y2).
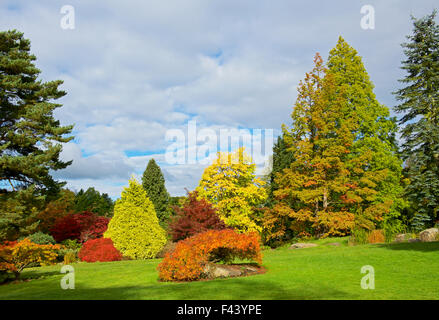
(0, 30, 73, 240)
(269, 53, 396, 239)
(267, 134, 294, 205)
(0, 30, 73, 194)
(142, 159, 170, 227)
(394, 11, 439, 224)
(74, 187, 114, 217)
(104, 178, 167, 259)
(327, 37, 406, 231)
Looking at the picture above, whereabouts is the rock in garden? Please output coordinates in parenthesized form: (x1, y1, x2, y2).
(408, 238, 421, 243)
(289, 243, 318, 249)
(419, 228, 439, 242)
(394, 233, 411, 243)
(203, 264, 242, 278)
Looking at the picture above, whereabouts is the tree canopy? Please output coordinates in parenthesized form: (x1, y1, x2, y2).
(0, 30, 73, 195)
(394, 11, 439, 225)
(142, 159, 170, 227)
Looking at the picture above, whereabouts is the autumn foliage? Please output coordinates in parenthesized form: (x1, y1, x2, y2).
(196, 148, 267, 233)
(158, 229, 262, 282)
(0, 239, 60, 279)
(78, 238, 122, 263)
(169, 191, 226, 242)
(50, 211, 110, 243)
(367, 229, 385, 244)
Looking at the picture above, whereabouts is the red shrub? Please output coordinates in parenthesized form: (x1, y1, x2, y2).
(78, 238, 122, 262)
(50, 215, 82, 242)
(79, 216, 110, 243)
(169, 191, 226, 242)
(50, 211, 110, 243)
(158, 229, 262, 282)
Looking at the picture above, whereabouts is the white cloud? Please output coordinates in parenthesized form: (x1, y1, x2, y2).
(2, 0, 438, 197)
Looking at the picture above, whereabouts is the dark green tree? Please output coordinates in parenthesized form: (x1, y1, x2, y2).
(394, 11, 439, 224)
(74, 187, 114, 217)
(267, 134, 294, 205)
(0, 30, 73, 194)
(142, 159, 170, 227)
(0, 30, 73, 240)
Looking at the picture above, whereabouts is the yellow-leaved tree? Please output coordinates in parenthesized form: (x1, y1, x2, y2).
(196, 148, 267, 233)
(104, 177, 166, 259)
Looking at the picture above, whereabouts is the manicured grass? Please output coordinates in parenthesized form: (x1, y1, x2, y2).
(1, 239, 438, 300)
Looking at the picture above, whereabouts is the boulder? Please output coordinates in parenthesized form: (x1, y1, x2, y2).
(289, 243, 318, 249)
(419, 228, 439, 242)
(394, 233, 411, 243)
(408, 238, 421, 243)
(203, 264, 242, 279)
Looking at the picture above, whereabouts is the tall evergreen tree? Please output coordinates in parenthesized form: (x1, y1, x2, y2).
(141, 159, 170, 227)
(0, 30, 73, 194)
(394, 11, 439, 224)
(327, 37, 406, 231)
(0, 30, 73, 240)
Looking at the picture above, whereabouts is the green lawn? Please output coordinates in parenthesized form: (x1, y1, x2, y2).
(1, 239, 438, 300)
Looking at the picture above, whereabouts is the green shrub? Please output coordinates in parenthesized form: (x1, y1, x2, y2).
(19, 232, 55, 245)
(104, 178, 167, 259)
(56, 247, 80, 263)
(61, 239, 82, 250)
(0, 271, 14, 284)
(349, 228, 369, 245)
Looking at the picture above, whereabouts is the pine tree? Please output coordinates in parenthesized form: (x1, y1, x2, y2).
(327, 37, 406, 232)
(394, 11, 439, 223)
(104, 177, 167, 259)
(0, 30, 73, 194)
(141, 159, 170, 227)
(0, 30, 73, 240)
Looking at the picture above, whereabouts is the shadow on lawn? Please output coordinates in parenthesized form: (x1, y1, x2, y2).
(376, 241, 439, 252)
(62, 278, 351, 300)
(21, 270, 61, 280)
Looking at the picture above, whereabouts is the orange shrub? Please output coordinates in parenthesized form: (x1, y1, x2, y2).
(368, 229, 385, 244)
(158, 229, 262, 282)
(0, 239, 60, 280)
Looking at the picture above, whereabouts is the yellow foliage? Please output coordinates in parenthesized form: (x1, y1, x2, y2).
(104, 177, 167, 259)
(196, 148, 267, 233)
(0, 238, 60, 278)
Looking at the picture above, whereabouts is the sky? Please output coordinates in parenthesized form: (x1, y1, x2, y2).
(1, 0, 437, 198)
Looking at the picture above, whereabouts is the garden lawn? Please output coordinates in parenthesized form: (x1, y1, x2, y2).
(0, 239, 438, 300)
